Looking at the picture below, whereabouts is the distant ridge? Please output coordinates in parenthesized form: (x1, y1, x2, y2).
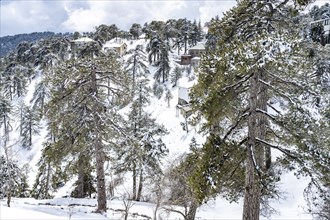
(0, 31, 71, 57)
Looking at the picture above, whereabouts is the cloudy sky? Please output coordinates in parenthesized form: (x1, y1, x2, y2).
(0, 0, 328, 37)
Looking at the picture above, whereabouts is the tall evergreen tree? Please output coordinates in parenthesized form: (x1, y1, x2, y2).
(31, 143, 63, 199)
(15, 103, 40, 149)
(170, 65, 183, 87)
(45, 49, 130, 212)
(190, 0, 329, 219)
(129, 23, 142, 40)
(125, 44, 149, 94)
(30, 80, 49, 117)
(147, 34, 162, 64)
(114, 78, 168, 201)
(154, 40, 171, 83)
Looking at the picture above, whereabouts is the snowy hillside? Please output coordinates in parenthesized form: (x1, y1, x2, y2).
(0, 35, 316, 220)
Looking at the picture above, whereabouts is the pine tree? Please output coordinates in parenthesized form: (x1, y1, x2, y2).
(71, 152, 96, 198)
(154, 40, 171, 83)
(129, 23, 142, 40)
(125, 44, 149, 95)
(170, 65, 183, 87)
(0, 95, 12, 135)
(114, 78, 168, 201)
(16, 103, 40, 149)
(30, 80, 49, 117)
(45, 48, 130, 212)
(190, 0, 329, 219)
(147, 35, 161, 64)
(31, 143, 63, 199)
(164, 89, 173, 107)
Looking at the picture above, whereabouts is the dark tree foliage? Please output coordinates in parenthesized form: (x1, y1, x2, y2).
(190, 0, 329, 219)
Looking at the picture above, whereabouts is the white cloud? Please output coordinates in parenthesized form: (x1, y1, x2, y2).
(199, 1, 237, 24)
(1, 0, 238, 36)
(61, 1, 107, 33)
(1, 0, 68, 36)
(60, 0, 193, 33)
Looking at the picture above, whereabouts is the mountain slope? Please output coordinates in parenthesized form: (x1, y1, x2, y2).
(0, 37, 315, 219)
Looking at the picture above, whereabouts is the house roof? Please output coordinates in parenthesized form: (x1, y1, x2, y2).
(103, 40, 127, 48)
(72, 37, 95, 43)
(189, 43, 205, 50)
(181, 54, 192, 57)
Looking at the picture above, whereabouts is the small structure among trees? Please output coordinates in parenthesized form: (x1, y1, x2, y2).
(103, 39, 128, 56)
(176, 81, 194, 119)
(188, 43, 205, 58)
(71, 37, 95, 50)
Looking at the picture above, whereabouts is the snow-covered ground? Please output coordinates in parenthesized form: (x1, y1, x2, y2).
(0, 37, 314, 220)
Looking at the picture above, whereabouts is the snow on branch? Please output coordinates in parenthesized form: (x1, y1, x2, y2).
(265, 69, 318, 96)
(259, 79, 296, 105)
(255, 108, 276, 121)
(255, 138, 298, 160)
(219, 73, 253, 94)
(222, 111, 249, 142)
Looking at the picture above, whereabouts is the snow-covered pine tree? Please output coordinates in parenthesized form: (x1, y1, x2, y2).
(31, 142, 63, 199)
(125, 44, 149, 95)
(154, 40, 171, 83)
(190, 0, 329, 219)
(1, 61, 29, 100)
(129, 23, 142, 40)
(164, 89, 173, 107)
(0, 95, 12, 139)
(45, 48, 130, 212)
(0, 156, 16, 198)
(70, 152, 96, 198)
(114, 77, 168, 201)
(15, 103, 40, 149)
(30, 80, 49, 117)
(170, 65, 183, 87)
(147, 34, 161, 64)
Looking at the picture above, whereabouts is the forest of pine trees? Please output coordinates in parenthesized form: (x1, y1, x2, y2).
(0, 1, 329, 219)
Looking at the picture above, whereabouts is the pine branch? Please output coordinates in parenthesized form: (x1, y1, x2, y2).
(265, 69, 318, 96)
(255, 138, 299, 160)
(259, 79, 297, 105)
(222, 111, 249, 142)
(218, 73, 253, 95)
(267, 103, 283, 116)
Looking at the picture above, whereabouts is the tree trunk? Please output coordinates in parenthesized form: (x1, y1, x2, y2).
(77, 155, 85, 198)
(132, 162, 137, 200)
(91, 69, 107, 213)
(243, 72, 262, 220)
(258, 71, 271, 171)
(136, 164, 143, 201)
(186, 199, 199, 220)
(7, 189, 12, 207)
(95, 139, 107, 213)
(29, 120, 32, 147)
(45, 161, 51, 199)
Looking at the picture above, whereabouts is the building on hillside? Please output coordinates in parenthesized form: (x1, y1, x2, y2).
(176, 81, 195, 117)
(311, 18, 330, 45)
(181, 54, 192, 65)
(191, 57, 201, 68)
(180, 42, 205, 66)
(188, 43, 205, 58)
(103, 39, 127, 56)
(71, 37, 96, 50)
